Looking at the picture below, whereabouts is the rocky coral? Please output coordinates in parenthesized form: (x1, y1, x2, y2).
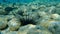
(0, 16, 8, 30)
(8, 18, 21, 31)
(27, 25, 52, 34)
(0, 0, 60, 34)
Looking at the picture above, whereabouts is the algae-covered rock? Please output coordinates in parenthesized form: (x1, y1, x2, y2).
(5, 15, 15, 20)
(0, 9, 8, 15)
(1, 31, 18, 34)
(8, 18, 21, 31)
(0, 4, 14, 15)
(6, 31, 18, 34)
(45, 6, 56, 14)
(47, 21, 60, 34)
(50, 14, 60, 21)
(38, 5, 47, 11)
(0, 16, 8, 30)
(18, 24, 36, 34)
(27, 25, 52, 34)
(40, 20, 60, 34)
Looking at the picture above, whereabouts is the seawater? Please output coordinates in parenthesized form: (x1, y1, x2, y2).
(0, 0, 60, 3)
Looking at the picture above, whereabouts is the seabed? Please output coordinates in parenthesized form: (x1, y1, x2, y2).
(0, 0, 60, 34)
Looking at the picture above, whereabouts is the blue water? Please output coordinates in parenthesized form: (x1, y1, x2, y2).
(0, 0, 34, 3)
(0, 0, 60, 3)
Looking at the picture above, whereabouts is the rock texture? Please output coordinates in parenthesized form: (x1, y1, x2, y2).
(0, 0, 60, 34)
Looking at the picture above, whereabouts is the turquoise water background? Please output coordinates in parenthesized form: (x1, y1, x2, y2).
(0, 0, 60, 3)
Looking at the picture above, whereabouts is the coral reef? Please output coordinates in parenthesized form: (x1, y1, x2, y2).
(0, 0, 60, 34)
